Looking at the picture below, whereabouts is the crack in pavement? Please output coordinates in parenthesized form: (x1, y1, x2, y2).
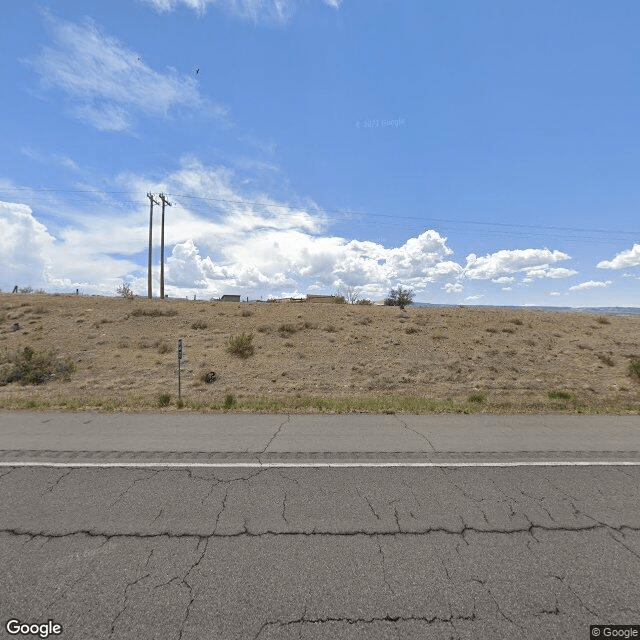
(254, 610, 478, 638)
(394, 416, 436, 455)
(110, 570, 151, 639)
(354, 485, 381, 520)
(43, 469, 73, 494)
(108, 470, 161, 508)
(2, 522, 637, 541)
(549, 573, 602, 620)
(256, 415, 291, 461)
(375, 534, 395, 595)
(177, 537, 209, 640)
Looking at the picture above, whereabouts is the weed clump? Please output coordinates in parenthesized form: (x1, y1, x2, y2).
(223, 393, 236, 409)
(228, 333, 255, 358)
(629, 360, 640, 380)
(467, 392, 486, 404)
(130, 308, 178, 318)
(191, 319, 208, 330)
(547, 390, 573, 400)
(278, 323, 297, 336)
(1, 346, 74, 385)
(158, 394, 171, 407)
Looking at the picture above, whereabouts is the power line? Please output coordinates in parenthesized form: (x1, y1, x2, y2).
(2, 184, 639, 241)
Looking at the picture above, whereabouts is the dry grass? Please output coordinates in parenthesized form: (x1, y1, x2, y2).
(0, 293, 639, 413)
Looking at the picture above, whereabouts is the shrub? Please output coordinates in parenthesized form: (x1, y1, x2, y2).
(467, 392, 486, 404)
(241, 310, 253, 317)
(158, 394, 171, 407)
(629, 360, 640, 380)
(1, 346, 74, 385)
(356, 299, 373, 305)
(509, 318, 524, 325)
(19, 286, 34, 294)
(191, 319, 208, 330)
(595, 315, 611, 325)
(117, 282, 135, 299)
(156, 340, 170, 354)
(333, 295, 346, 304)
(278, 323, 297, 335)
(223, 393, 236, 409)
(547, 390, 573, 400)
(405, 326, 419, 334)
(130, 308, 178, 317)
(227, 333, 255, 358)
(384, 286, 414, 310)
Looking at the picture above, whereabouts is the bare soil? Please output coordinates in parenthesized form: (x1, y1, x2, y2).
(1, 293, 639, 413)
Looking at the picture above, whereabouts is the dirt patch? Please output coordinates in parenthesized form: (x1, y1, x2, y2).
(0, 293, 639, 413)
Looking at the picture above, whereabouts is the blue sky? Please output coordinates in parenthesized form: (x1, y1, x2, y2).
(1, 0, 640, 305)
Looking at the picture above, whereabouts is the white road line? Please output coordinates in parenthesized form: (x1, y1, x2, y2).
(0, 461, 639, 468)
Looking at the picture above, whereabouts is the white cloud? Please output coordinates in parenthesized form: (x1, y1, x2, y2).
(491, 276, 513, 285)
(569, 280, 612, 292)
(549, 291, 562, 296)
(464, 248, 573, 282)
(20, 147, 80, 172)
(597, 244, 640, 270)
(141, 0, 340, 21)
(0, 202, 54, 288)
(29, 13, 225, 131)
(443, 282, 463, 294)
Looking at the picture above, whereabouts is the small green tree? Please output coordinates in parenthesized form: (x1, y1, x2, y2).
(384, 286, 414, 310)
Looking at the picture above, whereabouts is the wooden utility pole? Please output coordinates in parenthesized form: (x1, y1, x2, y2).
(147, 192, 159, 299)
(159, 193, 172, 300)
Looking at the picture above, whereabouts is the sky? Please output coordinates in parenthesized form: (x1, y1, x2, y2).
(1, 1, 640, 306)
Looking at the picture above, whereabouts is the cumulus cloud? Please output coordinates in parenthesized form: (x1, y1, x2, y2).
(597, 244, 640, 270)
(463, 248, 574, 282)
(141, 0, 339, 21)
(569, 280, 612, 291)
(29, 13, 225, 131)
(0, 201, 54, 287)
(2, 156, 586, 301)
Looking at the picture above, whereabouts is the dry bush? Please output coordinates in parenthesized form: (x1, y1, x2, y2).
(1, 346, 74, 385)
(156, 340, 170, 354)
(191, 319, 208, 330)
(278, 323, 298, 336)
(131, 308, 178, 318)
(228, 333, 255, 358)
(241, 310, 253, 317)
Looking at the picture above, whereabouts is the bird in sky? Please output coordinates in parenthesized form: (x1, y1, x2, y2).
(196, 68, 199, 75)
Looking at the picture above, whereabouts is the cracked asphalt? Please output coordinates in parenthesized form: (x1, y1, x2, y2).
(0, 413, 639, 639)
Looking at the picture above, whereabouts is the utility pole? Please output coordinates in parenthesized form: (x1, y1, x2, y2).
(147, 192, 159, 299)
(159, 193, 172, 300)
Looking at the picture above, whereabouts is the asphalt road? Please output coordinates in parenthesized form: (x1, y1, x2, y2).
(0, 413, 639, 639)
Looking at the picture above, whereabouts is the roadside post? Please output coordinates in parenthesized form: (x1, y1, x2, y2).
(178, 339, 183, 401)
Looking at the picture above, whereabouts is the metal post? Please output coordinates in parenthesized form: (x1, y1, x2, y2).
(147, 192, 159, 299)
(178, 339, 183, 401)
(159, 194, 171, 300)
